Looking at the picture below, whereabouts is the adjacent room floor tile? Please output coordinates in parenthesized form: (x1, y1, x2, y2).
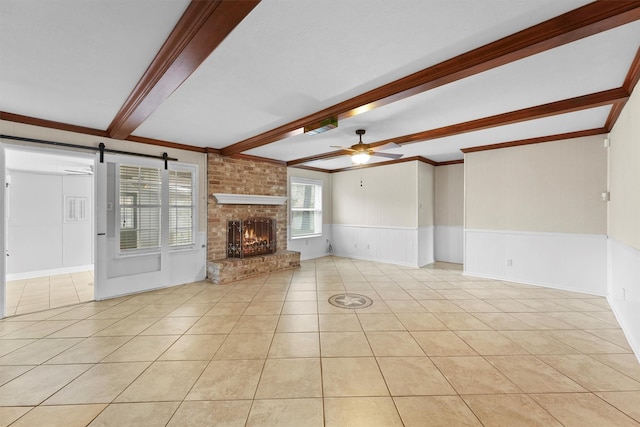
(167, 400, 252, 427)
(431, 356, 521, 394)
(187, 359, 264, 400)
(531, 393, 640, 427)
(268, 333, 320, 358)
(324, 397, 403, 427)
(10, 404, 107, 427)
(0, 364, 90, 406)
(45, 362, 149, 405)
(88, 402, 180, 427)
(377, 357, 456, 396)
(246, 398, 323, 427)
(394, 396, 482, 427)
(322, 357, 388, 397)
(116, 360, 207, 402)
(463, 394, 562, 426)
(255, 358, 322, 399)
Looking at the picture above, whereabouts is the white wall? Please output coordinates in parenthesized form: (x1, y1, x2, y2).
(464, 135, 608, 295)
(331, 161, 434, 267)
(435, 163, 464, 263)
(607, 85, 640, 359)
(6, 171, 93, 278)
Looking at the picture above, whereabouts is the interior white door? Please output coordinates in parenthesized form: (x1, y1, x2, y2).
(0, 143, 6, 318)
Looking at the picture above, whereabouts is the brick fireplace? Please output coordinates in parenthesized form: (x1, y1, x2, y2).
(206, 153, 300, 284)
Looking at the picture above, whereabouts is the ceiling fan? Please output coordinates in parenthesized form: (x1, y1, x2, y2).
(331, 129, 402, 164)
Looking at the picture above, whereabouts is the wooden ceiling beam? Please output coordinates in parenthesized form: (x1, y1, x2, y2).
(0, 111, 109, 138)
(605, 46, 640, 130)
(460, 128, 607, 154)
(372, 88, 627, 148)
(0, 111, 208, 153)
(107, 0, 260, 140)
(286, 88, 628, 166)
(329, 156, 437, 173)
(222, 1, 640, 156)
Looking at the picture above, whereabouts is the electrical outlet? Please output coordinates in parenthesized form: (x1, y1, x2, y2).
(506, 259, 513, 267)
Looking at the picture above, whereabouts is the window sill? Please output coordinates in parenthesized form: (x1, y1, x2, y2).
(290, 233, 322, 240)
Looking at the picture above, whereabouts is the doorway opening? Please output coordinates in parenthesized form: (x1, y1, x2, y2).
(4, 146, 95, 316)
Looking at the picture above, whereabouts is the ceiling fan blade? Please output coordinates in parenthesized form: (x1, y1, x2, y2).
(371, 152, 403, 159)
(373, 142, 401, 151)
(330, 145, 356, 152)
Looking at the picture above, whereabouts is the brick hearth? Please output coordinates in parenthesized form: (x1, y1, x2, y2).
(207, 153, 300, 283)
(207, 250, 300, 284)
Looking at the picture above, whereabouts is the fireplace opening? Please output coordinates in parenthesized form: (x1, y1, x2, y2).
(227, 217, 276, 258)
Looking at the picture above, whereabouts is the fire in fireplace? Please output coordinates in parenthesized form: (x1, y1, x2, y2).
(227, 217, 276, 258)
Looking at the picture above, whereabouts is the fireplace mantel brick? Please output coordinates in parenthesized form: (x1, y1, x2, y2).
(207, 153, 298, 283)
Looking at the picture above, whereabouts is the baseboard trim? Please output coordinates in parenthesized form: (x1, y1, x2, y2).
(7, 264, 94, 281)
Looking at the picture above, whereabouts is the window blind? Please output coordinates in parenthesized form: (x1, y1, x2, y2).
(169, 169, 194, 246)
(119, 165, 161, 250)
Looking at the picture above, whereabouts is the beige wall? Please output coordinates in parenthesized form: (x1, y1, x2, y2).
(418, 161, 435, 227)
(0, 120, 208, 232)
(608, 86, 640, 250)
(287, 167, 332, 224)
(465, 135, 607, 234)
(332, 162, 418, 228)
(435, 163, 464, 226)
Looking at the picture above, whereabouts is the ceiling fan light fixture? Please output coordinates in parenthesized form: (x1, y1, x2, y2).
(351, 152, 370, 164)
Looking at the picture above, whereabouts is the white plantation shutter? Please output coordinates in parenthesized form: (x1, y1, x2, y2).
(119, 165, 161, 250)
(169, 169, 194, 246)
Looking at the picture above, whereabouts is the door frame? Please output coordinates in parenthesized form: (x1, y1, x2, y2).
(1, 142, 6, 319)
(1, 143, 97, 317)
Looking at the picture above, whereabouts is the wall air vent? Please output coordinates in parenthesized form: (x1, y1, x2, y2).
(304, 117, 338, 135)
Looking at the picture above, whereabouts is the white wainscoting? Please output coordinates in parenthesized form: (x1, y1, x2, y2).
(435, 225, 464, 264)
(331, 224, 434, 267)
(418, 226, 435, 267)
(464, 229, 607, 296)
(288, 224, 333, 261)
(607, 238, 640, 361)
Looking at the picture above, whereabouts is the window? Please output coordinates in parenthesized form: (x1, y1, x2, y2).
(119, 165, 161, 251)
(290, 177, 322, 238)
(169, 169, 194, 246)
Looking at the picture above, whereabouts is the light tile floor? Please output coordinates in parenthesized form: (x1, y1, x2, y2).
(6, 271, 94, 316)
(0, 257, 639, 426)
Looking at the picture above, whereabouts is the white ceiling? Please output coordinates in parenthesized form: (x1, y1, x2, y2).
(1, 0, 638, 170)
